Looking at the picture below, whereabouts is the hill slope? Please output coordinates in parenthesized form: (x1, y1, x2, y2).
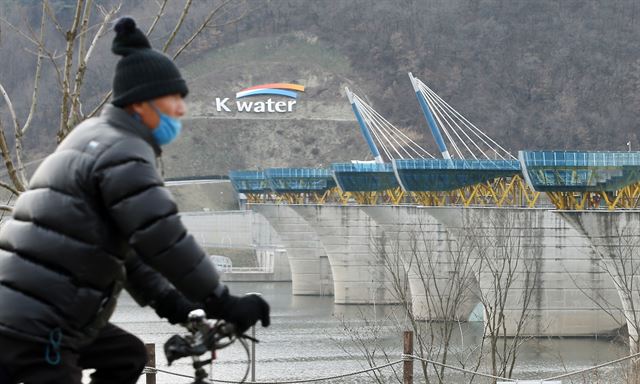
(163, 32, 389, 177)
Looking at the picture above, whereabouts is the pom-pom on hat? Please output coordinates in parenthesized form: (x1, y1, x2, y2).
(111, 17, 188, 107)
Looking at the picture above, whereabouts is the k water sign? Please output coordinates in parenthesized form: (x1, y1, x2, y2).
(215, 83, 304, 113)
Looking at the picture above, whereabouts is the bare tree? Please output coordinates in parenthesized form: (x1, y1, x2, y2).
(585, 225, 640, 384)
(0, 0, 250, 203)
(558, 211, 640, 384)
(462, 209, 540, 382)
(338, 208, 540, 384)
(373, 216, 482, 384)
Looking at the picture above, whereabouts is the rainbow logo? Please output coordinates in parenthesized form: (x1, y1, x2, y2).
(236, 83, 305, 99)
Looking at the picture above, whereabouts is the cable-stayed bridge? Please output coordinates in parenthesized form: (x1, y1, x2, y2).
(230, 73, 640, 210)
(212, 74, 640, 338)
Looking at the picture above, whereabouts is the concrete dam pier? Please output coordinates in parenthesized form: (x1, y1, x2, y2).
(290, 204, 400, 304)
(559, 210, 640, 345)
(251, 204, 333, 296)
(239, 203, 626, 337)
(425, 207, 623, 337)
(360, 205, 479, 321)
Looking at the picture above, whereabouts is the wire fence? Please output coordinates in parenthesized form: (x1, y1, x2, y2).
(142, 349, 640, 384)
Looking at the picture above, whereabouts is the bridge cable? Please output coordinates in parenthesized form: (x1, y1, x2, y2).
(413, 76, 516, 160)
(361, 97, 434, 159)
(356, 98, 407, 159)
(420, 83, 499, 160)
(352, 93, 435, 160)
(421, 85, 484, 159)
(420, 86, 469, 159)
(356, 96, 414, 159)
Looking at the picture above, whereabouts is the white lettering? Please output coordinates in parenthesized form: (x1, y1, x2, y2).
(236, 100, 253, 112)
(253, 101, 265, 113)
(215, 98, 231, 112)
(266, 99, 276, 112)
(275, 101, 287, 112)
(217, 97, 298, 113)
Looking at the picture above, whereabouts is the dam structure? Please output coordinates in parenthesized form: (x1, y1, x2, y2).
(225, 74, 640, 337)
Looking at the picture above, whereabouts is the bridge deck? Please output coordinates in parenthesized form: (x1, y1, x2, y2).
(330, 163, 399, 192)
(228, 170, 270, 193)
(520, 151, 640, 192)
(393, 158, 521, 191)
(265, 168, 336, 193)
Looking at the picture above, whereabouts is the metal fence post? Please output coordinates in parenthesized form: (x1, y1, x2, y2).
(403, 331, 413, 384)
(251, 324, 256, 382)
(146, 343, 156, 384)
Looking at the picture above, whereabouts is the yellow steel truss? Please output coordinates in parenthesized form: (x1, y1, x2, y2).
(336, 187, 406, 205)
(546, 182, 640, 210)
(411, 175, 540, 208)
(276, 190, 334, 204)
(245, 193, 266, 203)
(384, 187, 406, 205)
(251, 176, 540, 207)
(264, 188, 353, 205)
(350, 191, 379, 205)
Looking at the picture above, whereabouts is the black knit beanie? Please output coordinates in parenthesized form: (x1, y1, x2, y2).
(111, 17, 188, 107)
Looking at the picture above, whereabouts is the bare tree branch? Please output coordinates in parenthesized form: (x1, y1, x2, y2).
(0, 85, 27, 186)
(77, 0, 93, 70)
(0, 16, 39, 46)
(69, 2, 120, 125)
(22, 1, 47, 134)
(0, 84, 21, 138)
(208, 10, 252, 30)
(0, 180, 19, 197)
(83, 4, 121, 74)
(57, 0, 87, 143)
(87, 90, 113, 119)
(0, 121, 25, 192)
(42, 47, 64, 89)
(69, 0, 94, 122)
(44, 0, 65, 37)
(172, 0, 233, 59)
(162, 0, 193, 53)
(147, 0, 169, 36)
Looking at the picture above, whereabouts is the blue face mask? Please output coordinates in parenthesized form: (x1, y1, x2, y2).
(149, 103, 182, 146)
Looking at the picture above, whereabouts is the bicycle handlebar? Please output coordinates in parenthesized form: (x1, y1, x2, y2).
(163, 309, 253, 383)
(164, 309, 237, 365)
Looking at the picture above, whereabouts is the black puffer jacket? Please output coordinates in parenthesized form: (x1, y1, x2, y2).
(0, 105, 219, 350)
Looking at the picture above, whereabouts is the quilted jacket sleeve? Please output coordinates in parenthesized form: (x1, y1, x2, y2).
(124, 250, 173, 306)
(93, 137, 219, 302)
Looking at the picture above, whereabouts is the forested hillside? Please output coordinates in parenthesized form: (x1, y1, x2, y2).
(1, 0, 639, 177)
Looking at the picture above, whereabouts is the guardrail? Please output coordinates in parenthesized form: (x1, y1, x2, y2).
(225, 267, 273, 274)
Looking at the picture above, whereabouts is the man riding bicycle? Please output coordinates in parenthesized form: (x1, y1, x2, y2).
(0, 17, 270, 384)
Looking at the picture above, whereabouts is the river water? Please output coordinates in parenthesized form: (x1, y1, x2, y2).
(116, 282, 630, 384)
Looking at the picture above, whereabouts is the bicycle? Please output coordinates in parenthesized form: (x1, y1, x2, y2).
(163, 309, 254, 384)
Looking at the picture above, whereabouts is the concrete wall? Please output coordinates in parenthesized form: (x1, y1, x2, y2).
(360, 205, 479, 321)
(181, 210, 292, 281)
(559, 211, 640, 345)
(168, 180, 239, 211)
(181, 211, 253, 248)
(180, 210, 281, 248)
(250, 204, 333, 296)
(425, 207, 624, 337)
(291, 205, 400, 304)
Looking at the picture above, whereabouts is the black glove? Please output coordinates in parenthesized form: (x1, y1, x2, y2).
(154, 290, 199, 324)
(204, 285, 270, 334)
